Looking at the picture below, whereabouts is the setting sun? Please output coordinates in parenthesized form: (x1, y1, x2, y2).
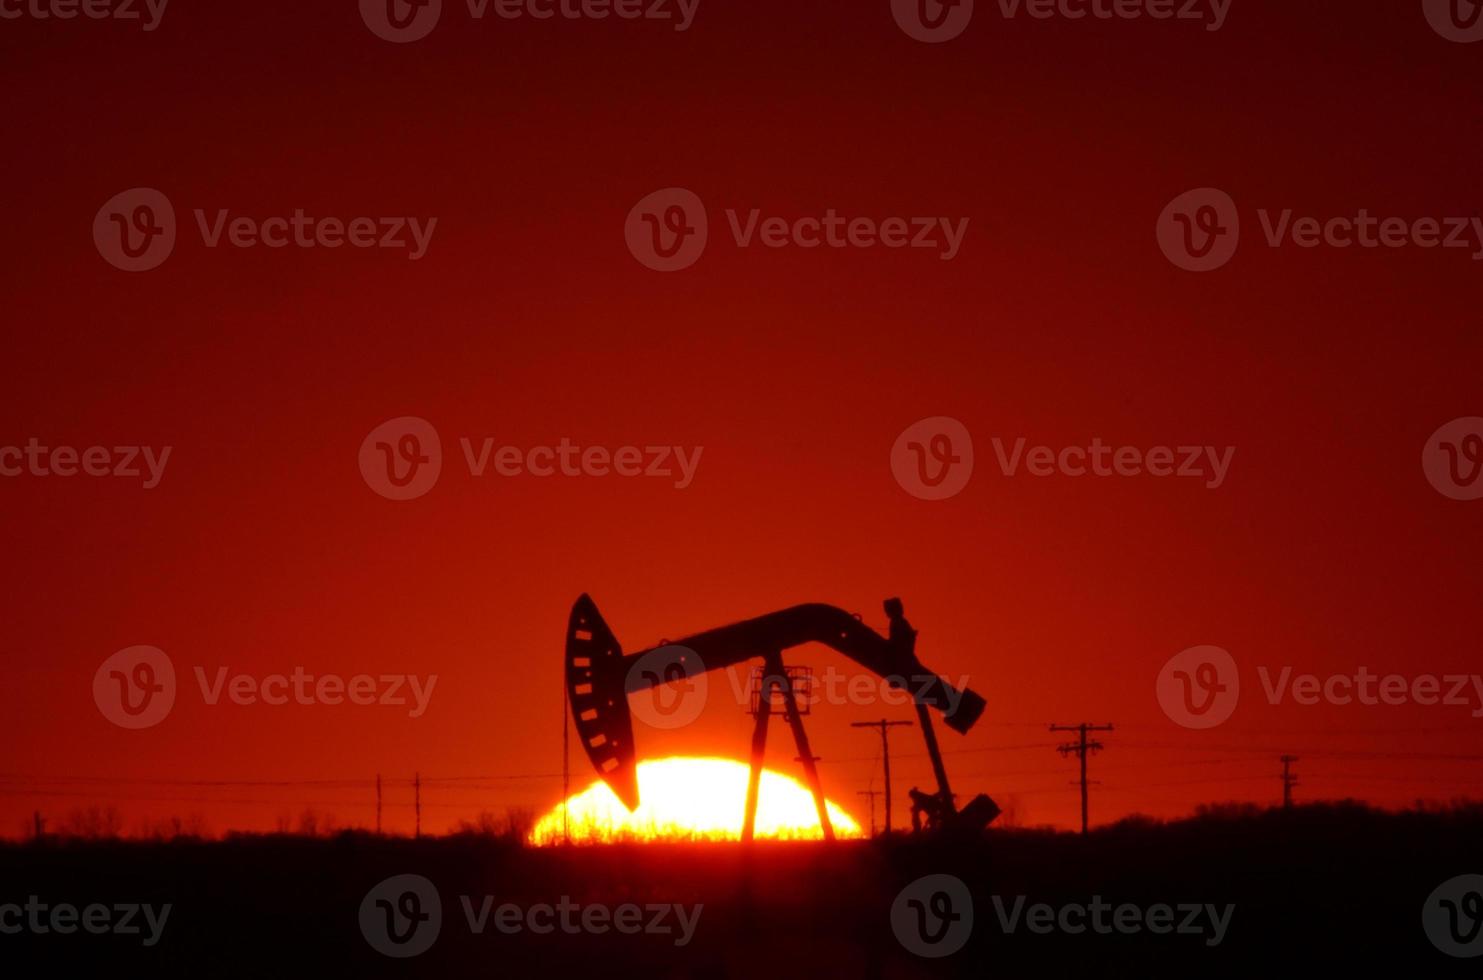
(530, 757, 863, 844)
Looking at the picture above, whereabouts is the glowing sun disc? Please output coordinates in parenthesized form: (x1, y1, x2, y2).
(530, 757, 863, 844)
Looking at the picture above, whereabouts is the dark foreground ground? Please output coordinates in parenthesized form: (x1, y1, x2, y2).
(3, 803, 1481, 978)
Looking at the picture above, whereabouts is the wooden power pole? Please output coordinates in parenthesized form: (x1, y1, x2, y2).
(1051, 723, 1114, 835)
(856, 789, 880, 837)
(851, 719, 912, 834)
(1280, 755, 1298, 810)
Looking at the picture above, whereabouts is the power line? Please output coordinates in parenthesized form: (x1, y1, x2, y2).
(850, 719, 912, 834)
(1051, 723, 1114, 836)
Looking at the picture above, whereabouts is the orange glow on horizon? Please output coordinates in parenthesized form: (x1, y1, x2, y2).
(530, 757, 864, 844)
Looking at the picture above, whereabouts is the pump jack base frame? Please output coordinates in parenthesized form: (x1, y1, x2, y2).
(743, 651, 835, 842)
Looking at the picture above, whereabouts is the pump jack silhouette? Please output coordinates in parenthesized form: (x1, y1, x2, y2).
(564, 594, 1001, 839)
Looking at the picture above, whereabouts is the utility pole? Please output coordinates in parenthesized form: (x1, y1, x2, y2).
(414, 772, 421, 840)
(852, 719, 912, 834)
(1280, 755, 1298, 810)
(376, 774, 382, 835)
(32, 810, 44, 841)
(1050, 723, 1113, 836)
(857, 789, 880, 837)
(562, 671, 571, 845)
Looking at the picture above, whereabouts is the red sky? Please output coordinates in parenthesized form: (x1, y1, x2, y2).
(2, 0, 1481, 837)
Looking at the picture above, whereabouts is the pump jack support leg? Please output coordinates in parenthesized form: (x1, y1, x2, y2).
(742, 681, 773, 843)
(768, 652, 835, 841)
(915, 701, 955, 815)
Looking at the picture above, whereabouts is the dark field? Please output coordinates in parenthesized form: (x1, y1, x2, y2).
(3, 803, 1482, 978)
